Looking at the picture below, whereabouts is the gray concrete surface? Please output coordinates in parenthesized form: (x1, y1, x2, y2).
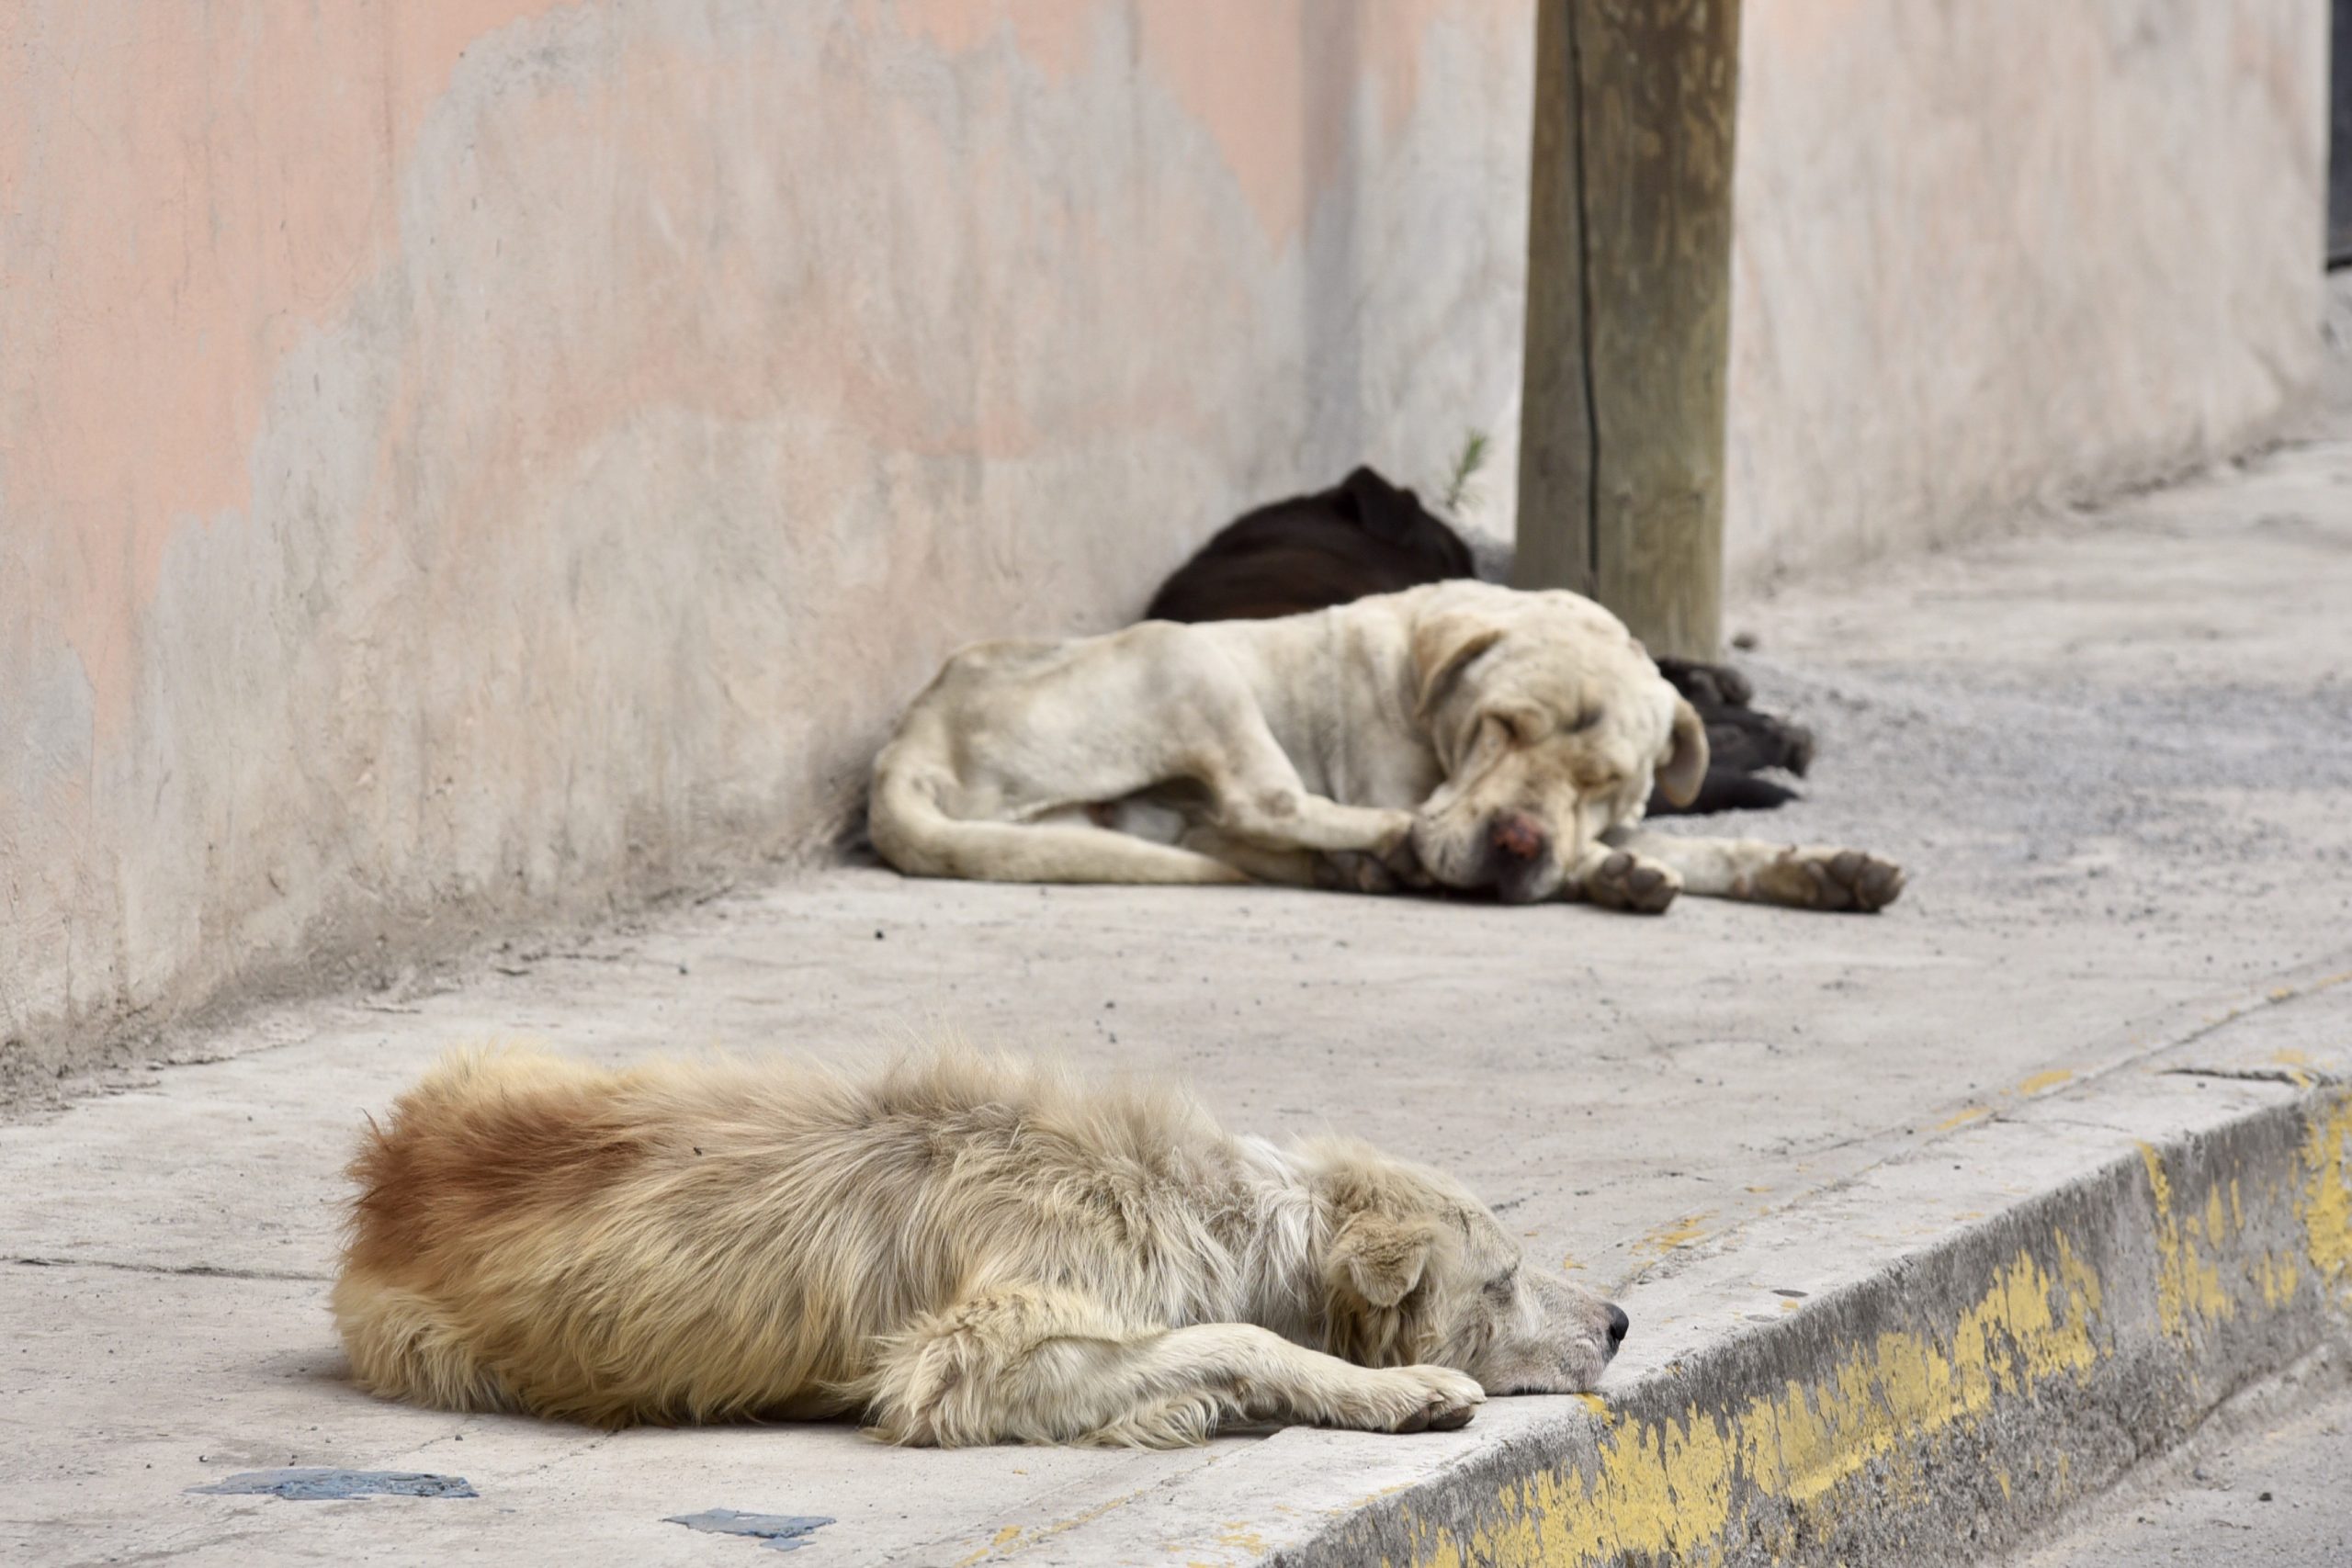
(2014, 1372, 2352, 1567)
(6, 423, 2352, 1564)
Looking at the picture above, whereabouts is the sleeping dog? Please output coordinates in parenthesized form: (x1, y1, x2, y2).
(1148, 467, 1815, 816)
(332, 1046, 1627, 1445)
(872, 576, 1899, 913)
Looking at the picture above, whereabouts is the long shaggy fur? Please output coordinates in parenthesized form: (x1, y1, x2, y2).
(332, 1045, 1623, 1446)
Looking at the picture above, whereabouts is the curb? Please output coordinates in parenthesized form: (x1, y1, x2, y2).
(1261, 996, 2352, 1567)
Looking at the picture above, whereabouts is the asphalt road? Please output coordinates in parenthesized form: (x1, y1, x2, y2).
(2016, 1380, 2352, 1567)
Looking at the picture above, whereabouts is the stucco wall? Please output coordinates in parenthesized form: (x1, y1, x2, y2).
(1724, 0, 2330, 583)
(0, 1, 1536, 1071)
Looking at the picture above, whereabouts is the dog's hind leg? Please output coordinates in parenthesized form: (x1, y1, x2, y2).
(1181, 697, 1416, 861)
(858, 1289, 1482, 1448)
(1604, 828, 1904, 912)
(331, 1279, 516, 1414)
(869, 767, 1250, 885)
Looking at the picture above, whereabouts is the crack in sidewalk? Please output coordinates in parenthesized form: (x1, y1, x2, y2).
(10, 1254, 329, 1283)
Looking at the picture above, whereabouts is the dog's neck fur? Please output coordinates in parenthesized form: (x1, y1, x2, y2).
(1216, 1134, 1332, 1348)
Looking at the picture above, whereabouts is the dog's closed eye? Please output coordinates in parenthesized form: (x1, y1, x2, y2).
(1491, 708, 1547, 746)
(1483, 1267, 1520, 1300)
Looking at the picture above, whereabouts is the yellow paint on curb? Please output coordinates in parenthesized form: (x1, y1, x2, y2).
(1401, 1246, 2104, 1568)
(2303, 1095, 2352, 1299)
(1633, 1213, 1712, 1260)
(956, 1525, 1024, 1566)
(2139, 1144, 2233, 1341)
(2017, 1069, 2075, 1097)
(1936, 1106, 1991, 1133)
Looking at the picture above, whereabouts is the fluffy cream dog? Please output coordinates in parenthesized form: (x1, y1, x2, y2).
(331, 1046, 1627, 1446)
(871, 581, 1901, 914)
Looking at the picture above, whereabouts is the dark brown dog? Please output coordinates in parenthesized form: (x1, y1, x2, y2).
(1146, 467, 1814, 817)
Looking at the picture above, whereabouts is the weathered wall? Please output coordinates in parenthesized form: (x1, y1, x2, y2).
(1724, 0, 2330, 584)
(0, 1, 1536, 1072)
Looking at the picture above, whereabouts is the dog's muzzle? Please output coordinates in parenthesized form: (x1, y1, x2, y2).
(1487, 810, 1555, 904)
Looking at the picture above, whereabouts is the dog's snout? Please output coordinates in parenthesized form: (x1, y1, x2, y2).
(1606, 1303, 1630, 1346)
(1490, 811, 1547, 862)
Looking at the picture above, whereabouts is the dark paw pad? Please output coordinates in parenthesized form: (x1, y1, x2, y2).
(1584, 851, 1679, 914)
(1781, 849, 1905, 912)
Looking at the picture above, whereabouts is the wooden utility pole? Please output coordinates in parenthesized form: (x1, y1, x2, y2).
(1513, 0, 1741, 661)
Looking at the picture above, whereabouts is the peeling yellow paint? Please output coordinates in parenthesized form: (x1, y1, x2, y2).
(2303, 1095, 2352, 1299)
(2016, 1069, 2075, 1097)
(1936, 1106, 1991, 1132)
(1216, 1522, 1270, 1555)
(1405, 1246, 2105, 1568)
(968, 1486, 1159, 1564)
(956, 1524, 1026, 1566)
(2139, 1144, 2233, 1340)
(2254, 1250, 2302, 1309)
(1633, 1212, 1713, 1260)
(1575, 1393, 1609, 1416)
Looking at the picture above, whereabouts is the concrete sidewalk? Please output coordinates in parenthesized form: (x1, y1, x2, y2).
(6, 430, 2352, 1566)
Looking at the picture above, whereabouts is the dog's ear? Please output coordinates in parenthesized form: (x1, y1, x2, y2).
(1657, 697, 1709, 807)
(1412, 615, 1505, 724)
(1329, 1210, 1437, 1309)
(1339, 467, 1424, 545)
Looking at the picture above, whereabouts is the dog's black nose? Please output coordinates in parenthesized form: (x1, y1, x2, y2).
(1607, 1303, 1630, 1344)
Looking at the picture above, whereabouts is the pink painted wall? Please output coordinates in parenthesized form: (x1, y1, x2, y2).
(1724, 0, 2328, 582)
(0, 2, 1537, 1070)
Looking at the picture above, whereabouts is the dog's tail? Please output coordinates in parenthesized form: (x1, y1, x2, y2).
(868, 761, 1247, 886)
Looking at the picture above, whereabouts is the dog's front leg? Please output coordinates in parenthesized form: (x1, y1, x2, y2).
(859, 1290, 1480, 1448)
(1565, 840, 1683, 914)
(1063, 1325, 1483, 1447)
(1312, 827, 1435, 896)
(1603, 827, 1904, 912)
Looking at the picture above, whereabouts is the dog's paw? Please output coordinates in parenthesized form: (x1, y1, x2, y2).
(1315, 819, 1430, 896)
(1581, 850, 1681, 915)
(1758, 847, 1905, 912)
(1314, 851, 1401, 896)
(1362, 1367, 1485, 1434)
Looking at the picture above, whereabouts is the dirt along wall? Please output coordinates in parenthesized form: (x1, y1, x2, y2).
(0, 1, 1538, 1081)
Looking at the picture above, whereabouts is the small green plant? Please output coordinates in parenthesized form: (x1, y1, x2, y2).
(1440, 429, 1490, 516)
